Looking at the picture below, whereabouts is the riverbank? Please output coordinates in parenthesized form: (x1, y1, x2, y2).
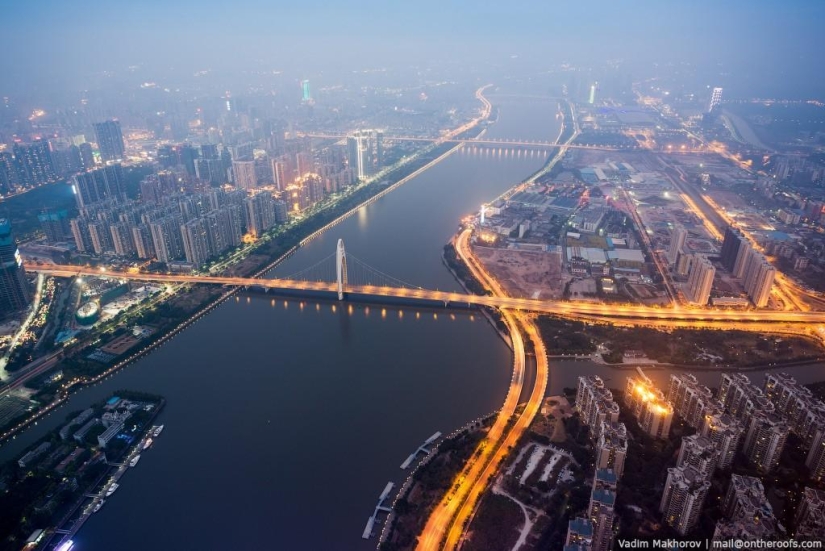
(1, 391, 164, 550)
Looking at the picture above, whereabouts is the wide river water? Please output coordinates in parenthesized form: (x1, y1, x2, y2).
(2, 94, 824, 550)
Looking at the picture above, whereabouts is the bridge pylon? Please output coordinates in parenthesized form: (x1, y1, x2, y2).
(336, 239, 348, 300)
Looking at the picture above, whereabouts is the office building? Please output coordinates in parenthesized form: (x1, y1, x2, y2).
(0, 219, 31, 311)
(72, 164, 126, 208)
(668, 225, 687, 265)
(685, 255, 715, 305)
(93, 120, 125, 161)
(700, 412, 743, 470)
(660, 465, 710, 535)
(677, 434, 719, 478)
(795, 487, 825, 541)
(742, 410, 789, 473)
(708, 87, 723, 113)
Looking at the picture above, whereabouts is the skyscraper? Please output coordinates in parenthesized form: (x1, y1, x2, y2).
(301, 79, 312, 102)
(668, 225, 687, 265)
(708, 87, 723, 113)
(701, 412, 744, 470)
(93, 120, 125, 161)
(742, 410, 789, 473)
(720, 226, 745, 273)
(743, 255, 776, 308)
(660, 465, 711, 535)
(0, 219, 31, 311)
(685, 255, 715, 305)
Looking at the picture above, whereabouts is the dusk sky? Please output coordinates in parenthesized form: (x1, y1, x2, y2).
(2, 1, 825, 97)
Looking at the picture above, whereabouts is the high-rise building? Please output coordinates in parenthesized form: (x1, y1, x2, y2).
(718, 373, 775, 422)
(244, 192, 278, 238)
(0, 151, 20, 194)
(12, 141, 57, 187)
(38, 210, 72, 243)
(668, 374, 720, 429)
(668, 225, 687, 265)
(675, 251, 693, 277)
(347, 131, 375, 180)
(742, 410, 789, 473)
(659, 465, 711, 535)
(149, 216, 185, 264)
(625, 369, 673, 439)
(685, 255, 715, 305)
(795, 487, 825, 541)
(72, 165, 126, 208)
(576, 376, 620, 433)
(376, 131, 384, 167)
(677, 434, 719, 479)
(723, 475, 774, 522)
(743, 255, 775, 308)
(589, 83, 597, 105)
(232, 159, 257, 190)
(596, 422, 627, 478)
(181, 218, 212, 268)
(132, 224, 155, 260)
(701, 412, 744, 470)
(565, 517, 593, 547)
(301, 80, 312, 103)
(0, 219, 30, 311)
(93, 120, 125, 161)
(588, 488, 616, 551)
(708, 87, 723, 113)
(720, 226, 746, 273)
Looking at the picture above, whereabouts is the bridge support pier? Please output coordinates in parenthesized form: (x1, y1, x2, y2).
(336, 239, 347, 301)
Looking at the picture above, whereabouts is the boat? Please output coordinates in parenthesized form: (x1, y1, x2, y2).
(129, 454, 141, 467)
(143, 438, 153, 450)
(153, 425, 164, 437)
(93, 500, 105, 513)
(105, 483, 119, 497)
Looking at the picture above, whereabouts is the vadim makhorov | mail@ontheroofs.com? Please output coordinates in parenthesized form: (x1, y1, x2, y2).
(618, 540, 823, 549)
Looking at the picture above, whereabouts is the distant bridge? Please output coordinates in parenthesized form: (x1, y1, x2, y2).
(301, 133, 707, 154)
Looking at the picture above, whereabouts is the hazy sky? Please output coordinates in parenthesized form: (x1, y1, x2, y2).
(2, 1, 824, 98)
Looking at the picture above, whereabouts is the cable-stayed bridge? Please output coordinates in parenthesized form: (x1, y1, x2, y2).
(29, 239, 825, 329)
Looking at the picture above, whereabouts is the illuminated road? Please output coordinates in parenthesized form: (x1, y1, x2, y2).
(29, 264, 825, 328)
(415, 228, 548, 551)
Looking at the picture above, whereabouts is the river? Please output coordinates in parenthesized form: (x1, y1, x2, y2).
(3, 93, 823, 550)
